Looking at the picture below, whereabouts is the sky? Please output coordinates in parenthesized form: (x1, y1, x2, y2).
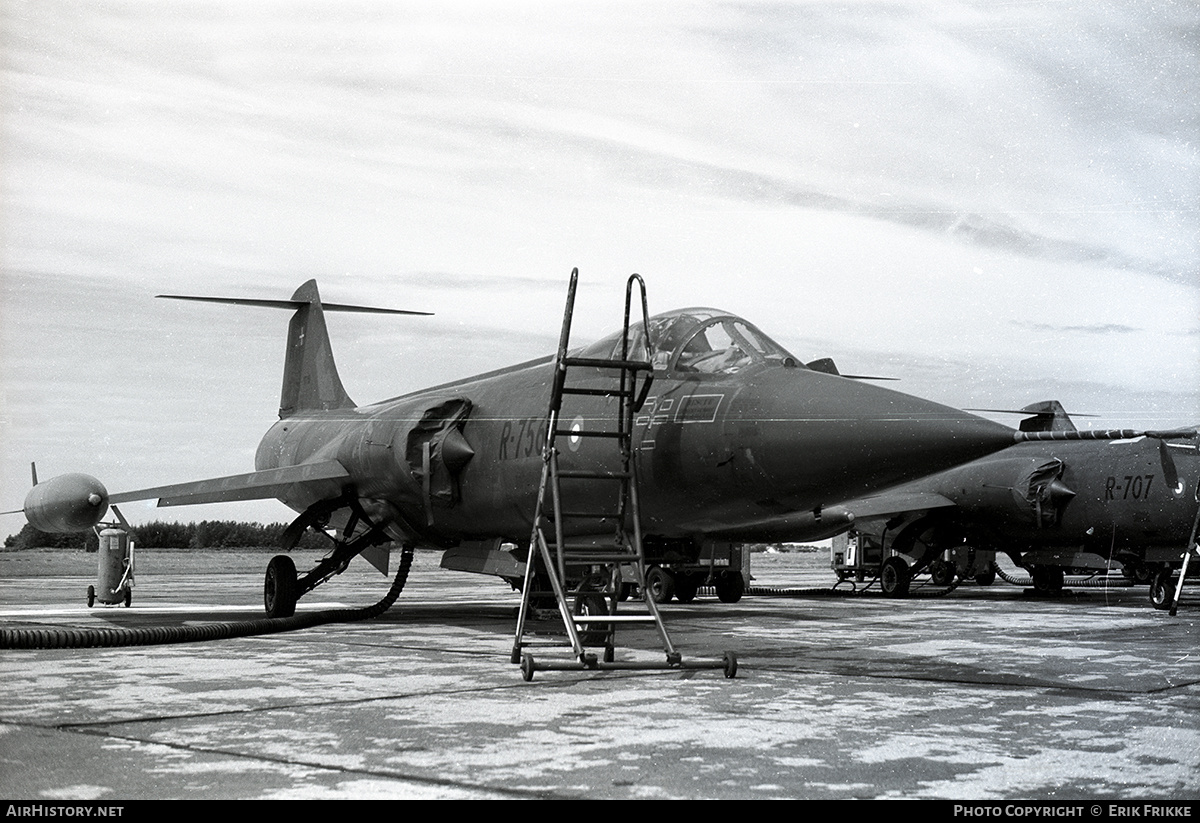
(1, 0, 1197, 529)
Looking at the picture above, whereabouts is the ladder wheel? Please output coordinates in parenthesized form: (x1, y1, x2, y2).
(723, 651, 738, 679)
(521, 654, 536, 682)
(1150, 569, 1175, 611)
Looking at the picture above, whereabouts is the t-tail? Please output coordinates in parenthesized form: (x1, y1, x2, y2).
(157, 279, 431, 419)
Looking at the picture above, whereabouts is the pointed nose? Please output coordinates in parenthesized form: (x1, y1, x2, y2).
(747, 371, 1015, 503)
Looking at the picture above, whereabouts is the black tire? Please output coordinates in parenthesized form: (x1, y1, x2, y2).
(930, 559, 955, 586)
(714, 572, 744, 603)
(1150, 568, 1175, 611)
(573, 592, 610, 646)
(974, 566, 997, 587)
(123, 588, 132, 608)
(264, 554, 298, 618)
(674, 574, 700, 603)
(880, 556, 911, 597)
(645, 566, 675, 604)
(87, 585, 95, 608)
(1031, 566, 1064, 595)
(723, 651, 738, 679)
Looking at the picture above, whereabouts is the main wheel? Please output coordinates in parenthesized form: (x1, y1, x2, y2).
(573, 592, 610, 646)
(264, 554, 298, 618)
(880, 556, 911, 597)
(714, 572, 744, 603)
(930, 559, 955, 586)
(974, 566, 997, 587)
(645, 566, 675, 604)
(1031, 566, 1064, 596)
(1150, 568, 1176, 611)
(674, 574, 700, 603)
(123, 587, 132, 608)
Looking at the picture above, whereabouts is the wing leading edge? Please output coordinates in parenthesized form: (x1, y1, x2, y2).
(108, 460, 350, 508)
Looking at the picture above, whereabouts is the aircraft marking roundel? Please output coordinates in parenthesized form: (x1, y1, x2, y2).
(569, 416, 584, 452)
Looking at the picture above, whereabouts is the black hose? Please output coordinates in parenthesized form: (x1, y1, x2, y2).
(0, 546, 414, 650)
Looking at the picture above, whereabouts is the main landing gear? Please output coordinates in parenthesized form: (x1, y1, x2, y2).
(880, 556, 911, 597)
(263, 501, 393, 618)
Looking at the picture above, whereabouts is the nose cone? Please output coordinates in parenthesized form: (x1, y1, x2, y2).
(748, 370, 1015, 503)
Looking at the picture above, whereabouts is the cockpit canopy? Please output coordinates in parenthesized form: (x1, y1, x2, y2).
(578, 308, 800, 375)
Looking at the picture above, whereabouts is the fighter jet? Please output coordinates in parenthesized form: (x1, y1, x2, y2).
(831, 401, 1199, 609)
(19, 272, 1033, 616)
(58, 273, 1200, 633)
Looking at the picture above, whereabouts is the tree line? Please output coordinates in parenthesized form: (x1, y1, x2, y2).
(3, 520, 331, 551)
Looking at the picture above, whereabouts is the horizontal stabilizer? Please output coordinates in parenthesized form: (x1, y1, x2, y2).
(156, 294, 432, 316)
(109, 460, 350, 508)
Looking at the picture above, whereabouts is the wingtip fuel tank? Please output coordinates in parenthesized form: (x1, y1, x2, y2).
(23, 473, 110, 533)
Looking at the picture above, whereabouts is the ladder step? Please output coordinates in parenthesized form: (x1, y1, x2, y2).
(560, 553, 638, 564)
(558, 511, 622, 520)
(555, 470, 631, 480)
(555, 428, 624, 439)
(554, 539, 621, 551)
(560, 386, 636, 398)
(548, 541, 631, 556)
(561, 356, 651, 371)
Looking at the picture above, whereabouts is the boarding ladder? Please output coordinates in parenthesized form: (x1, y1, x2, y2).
(511, 269, 736, 681)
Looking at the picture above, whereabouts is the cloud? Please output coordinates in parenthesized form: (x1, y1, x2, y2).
(1010, 320, 1142, 336)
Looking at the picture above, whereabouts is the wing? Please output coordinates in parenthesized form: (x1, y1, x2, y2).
(679, 490, 956, 542)
(835, 490, 958, 522)
(108, 460, 349, 507)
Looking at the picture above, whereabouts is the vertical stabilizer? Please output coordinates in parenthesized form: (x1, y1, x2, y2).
(156, 280, 430, 419)
(1019, 400, 1078, 433)
(280, 280, 355, 418)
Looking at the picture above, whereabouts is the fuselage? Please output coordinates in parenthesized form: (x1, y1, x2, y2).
(254, 308, 1018, 548)
(861, 436, 1200, 566)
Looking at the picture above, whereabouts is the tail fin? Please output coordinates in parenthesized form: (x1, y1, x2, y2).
(156, 280, 431, 419)
(1018, 400, 1078, 433)
(280, 280, 353, 417)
